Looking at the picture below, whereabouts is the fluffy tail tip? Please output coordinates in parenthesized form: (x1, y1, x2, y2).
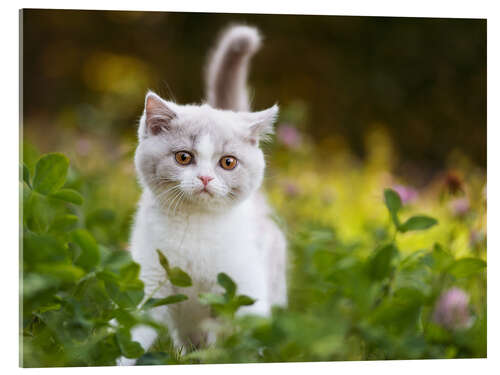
(220, 25, 262, 56)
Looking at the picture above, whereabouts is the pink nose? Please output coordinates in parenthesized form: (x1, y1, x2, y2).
(198, 175, 214, 186)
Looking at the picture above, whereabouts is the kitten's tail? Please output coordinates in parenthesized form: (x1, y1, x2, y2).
(205, 25, 262, 112)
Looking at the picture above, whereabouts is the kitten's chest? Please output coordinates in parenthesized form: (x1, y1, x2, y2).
(154, 206, 259, 284)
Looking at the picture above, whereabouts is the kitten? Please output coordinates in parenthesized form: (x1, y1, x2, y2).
(118, 25, 287, 365)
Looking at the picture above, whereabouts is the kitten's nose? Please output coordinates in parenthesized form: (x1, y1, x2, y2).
(198, 175, 214, 186)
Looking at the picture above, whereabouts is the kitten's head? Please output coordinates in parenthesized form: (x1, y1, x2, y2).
(135, 91, 278, 213)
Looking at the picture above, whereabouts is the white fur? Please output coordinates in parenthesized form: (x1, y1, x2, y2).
(118, 24, 286, 365)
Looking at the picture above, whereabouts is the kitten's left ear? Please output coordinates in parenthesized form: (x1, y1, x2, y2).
(243, 104, 279, 144)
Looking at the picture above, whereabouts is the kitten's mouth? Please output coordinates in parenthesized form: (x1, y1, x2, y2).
(198, 188, 213, 197)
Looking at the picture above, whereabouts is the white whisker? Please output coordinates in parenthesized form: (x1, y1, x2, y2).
(156, 184, 182, 200)
(173, 191, 186, 216)
(166, 189, 184, 215)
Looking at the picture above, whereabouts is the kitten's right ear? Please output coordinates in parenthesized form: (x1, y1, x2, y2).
(143, 91, 177, 136)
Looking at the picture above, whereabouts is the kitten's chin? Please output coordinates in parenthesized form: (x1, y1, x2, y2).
(184, 193, 239, 213)
(153, 190, 242, 215)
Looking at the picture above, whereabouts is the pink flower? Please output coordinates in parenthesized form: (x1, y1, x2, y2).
(392, 184, 419, 205)
(283, 181, 301, 197)
(276, 124, 302, 149)
(449, 197, 470, 217)
(433, 287, 473, 330)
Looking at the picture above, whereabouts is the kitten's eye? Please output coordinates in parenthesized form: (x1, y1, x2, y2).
(175, 151, 193, 165)
(220, 156, 238, 170)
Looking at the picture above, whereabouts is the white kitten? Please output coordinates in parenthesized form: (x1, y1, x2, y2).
(118, 25, 287, 365)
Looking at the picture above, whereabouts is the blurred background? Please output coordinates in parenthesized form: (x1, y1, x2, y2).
(22, 10, 485, 172)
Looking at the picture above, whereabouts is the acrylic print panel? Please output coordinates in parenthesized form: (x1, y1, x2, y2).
(20, 9, 486, 367)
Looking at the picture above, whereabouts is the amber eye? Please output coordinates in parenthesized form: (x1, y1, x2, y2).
(220, 156, 238, 170)
(175, 151, 193, 165)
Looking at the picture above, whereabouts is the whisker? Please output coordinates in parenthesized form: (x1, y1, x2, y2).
(173, 191, 186, 216)
(156, 184, 181, 200)
(166, 190, 184, 215)
(157, 187, 181, 212)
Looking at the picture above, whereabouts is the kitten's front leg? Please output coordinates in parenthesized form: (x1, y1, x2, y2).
(116, 324, 158, 366)
(233, 269, 271, 317)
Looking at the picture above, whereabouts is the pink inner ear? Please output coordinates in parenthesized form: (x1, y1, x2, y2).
(145, 95, 176, 135)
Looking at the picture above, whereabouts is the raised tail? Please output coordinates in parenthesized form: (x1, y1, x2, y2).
(205, 25, 262, 112)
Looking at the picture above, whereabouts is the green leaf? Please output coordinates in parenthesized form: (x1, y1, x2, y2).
(97, 269, 120, 284)
(233, 295, 255, 307)
(33, 153, 69, 195)
(115, 329, 145, 359)
(368, 244, 398, 281)
(50, 188, 83, 205)
(400, 215, 438, 232)
(113, 309, 138, 328)
(142, 294, 188, 309)
(35, 263, 85, 283)
(156, 250, 192, 287)
(22, 163, 31, 187)
(218, 272, 236, 299)
(51, 214, 79, 232)
(429, 243, 455, 272)
(71, 229, 101, 271)
(199, 293, 226, 306)
(23, 231, 68, 265)
(448, 258, 486, 278)
(118, 262, 144, 291)
(384, 188, 402, 228)
(38, 303, 62, 313)
(22, 273, 59, 299)
(27, 191, 53, 233)
(103, 279, 144, 308)
(119, 262, 141, 283)
(156, 249, 170, 272)
(168, 267, 192, 287)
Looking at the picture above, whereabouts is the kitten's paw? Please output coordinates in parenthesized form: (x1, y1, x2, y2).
(116, 356, 137, 366)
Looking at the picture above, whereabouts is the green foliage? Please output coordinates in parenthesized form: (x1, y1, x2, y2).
(367, 244, 398, 281)
(384, 188, 402, 228)
(142, 295, 188, 310)
(21, 150, 487, 367)
(447, 258, 486, 279)
(21, 153, 187, 367)
(32, 153, 69, 195)
(51, 189, 84, 205)
(189, 186, 485, 363)
(199, 273, 256, 318)
(400, 216, 438, 233)
(384, 188, 438, 233)
(156, 249, 192, 287)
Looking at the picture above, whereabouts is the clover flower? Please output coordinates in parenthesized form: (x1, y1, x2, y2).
(449, 197, 470, 217)
(433, 287, 473, 330)
(276, 124, 302, 149)
(392, 184, 419, 205)
(283, 181, 301, 197)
